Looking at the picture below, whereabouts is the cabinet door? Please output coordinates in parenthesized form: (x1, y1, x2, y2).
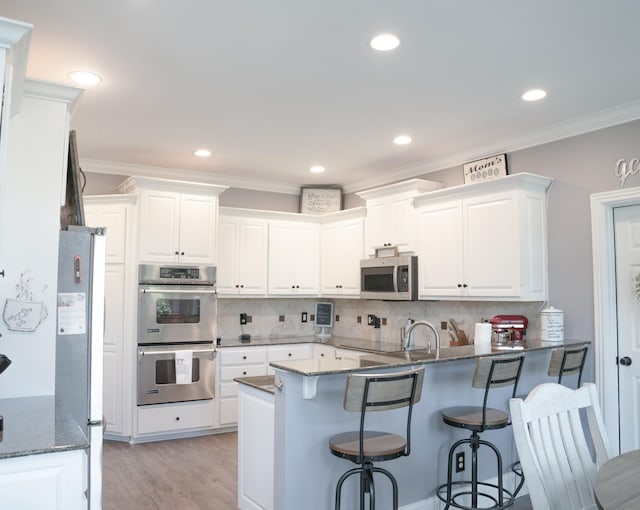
(417, 201, 464, 297)
(138, 189, 181, 262)
(364, 198, 390, 255)
(463, 192, 520, 297)
(84, 203, 128, 263)
(178, 193, 217, 264)
(291, 222, 320, 294)
(238, 218, 268, 295)
(268, 221, 319, 295)
(103, 265, 125, 435)
(321, 218, 363, 296)
(217, 217, 241, 294)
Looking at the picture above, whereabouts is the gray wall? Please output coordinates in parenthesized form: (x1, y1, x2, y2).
(85, 118, 640, 341)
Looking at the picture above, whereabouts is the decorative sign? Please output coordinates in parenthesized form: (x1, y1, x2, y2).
(314, 302, 334, 327)
(2, 270, 49, 333)
(615, 158, 640, 188)
(463, 154, 508, 184)
(299, 187, 342, 214)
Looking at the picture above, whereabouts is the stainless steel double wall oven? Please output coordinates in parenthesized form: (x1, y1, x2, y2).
(137, 264, 217, 406)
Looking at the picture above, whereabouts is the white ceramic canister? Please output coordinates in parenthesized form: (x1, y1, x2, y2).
(540, 306, 564, 342)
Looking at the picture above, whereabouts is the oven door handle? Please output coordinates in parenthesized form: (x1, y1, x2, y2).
(138, 348, 216, 357)
(139, 287, 217, 295)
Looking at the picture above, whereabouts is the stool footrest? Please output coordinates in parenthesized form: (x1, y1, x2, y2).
(436, 480, 515, 510)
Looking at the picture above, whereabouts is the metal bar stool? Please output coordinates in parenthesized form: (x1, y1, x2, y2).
(512, 345, 589, 496)
(329, 368, 425, 510)
(437, 355, 524, 510)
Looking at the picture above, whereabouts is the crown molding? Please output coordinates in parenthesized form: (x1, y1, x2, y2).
(23, 78, 84, 112)
(81, 159, 302, 195)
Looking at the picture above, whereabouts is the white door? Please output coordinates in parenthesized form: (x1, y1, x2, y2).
(614, 204, 640, 452)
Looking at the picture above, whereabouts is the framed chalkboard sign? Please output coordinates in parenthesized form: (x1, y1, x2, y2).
(315, 302, 334, 327)
(299, 187, 342, 215)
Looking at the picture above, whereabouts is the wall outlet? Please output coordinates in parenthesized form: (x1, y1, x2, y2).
(456, 452, 465, 472)
(301, 312, 307, 323)
(335, 314, 340, 322)
(367, 314, 376, 326)
(381, 317, 387, 326)
(357, 316, 362, 324)
(279, 315, 285, 322)
(441, 321, 448, 330)
(240, 313, 247, 325)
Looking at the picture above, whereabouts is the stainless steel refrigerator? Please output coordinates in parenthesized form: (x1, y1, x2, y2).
(56, 226, 106, 510)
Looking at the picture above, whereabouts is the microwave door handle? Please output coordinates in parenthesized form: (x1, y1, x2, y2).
(140, 288, 217, 294)
(393, 265, 399, 292)
(139, 348, 216, 357)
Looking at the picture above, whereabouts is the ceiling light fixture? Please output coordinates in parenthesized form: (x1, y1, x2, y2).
(67, 71, 102, 86)
(310, 165, 326, 174)
(194, 149, 211, 157)
(522, 89, 547, 101)
(393, 135, 412, 145)
(370, 33, 400, 51)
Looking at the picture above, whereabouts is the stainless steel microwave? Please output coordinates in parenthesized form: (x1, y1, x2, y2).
(360, 255, 418, 300)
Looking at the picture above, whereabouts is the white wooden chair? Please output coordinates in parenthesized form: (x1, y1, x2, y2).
(509, 383, 613, 510)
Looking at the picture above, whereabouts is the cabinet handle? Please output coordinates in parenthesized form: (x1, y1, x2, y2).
(457, 283, 462, 288)
(240, 284, 244, 288)
(288, 353, 292, 357)
(175, 251, 180, 255)
(291, 285, 295, 289)
(175, 416, 180, 421)
(180, 251, 185, 256)
(296, 285, 300, 289)
(235, 284, 239, 288)
(242, 355, 247, 360)
(243, 371, 247, 375)
(463, 283, 468, 288)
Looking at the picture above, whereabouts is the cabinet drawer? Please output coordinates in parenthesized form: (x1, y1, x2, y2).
(268, 344, 312, 362)
(219, 348, 267, 365)
(137, 400, 214, 435)
(221, 364, 267, 382)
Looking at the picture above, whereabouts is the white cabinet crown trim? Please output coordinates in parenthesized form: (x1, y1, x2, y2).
(119, 175, 228, 196)
(356, 178, 443, 201)
(413, 172, 553, 206)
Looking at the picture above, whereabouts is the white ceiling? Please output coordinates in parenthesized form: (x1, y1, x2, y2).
(3, 1, 640, 194)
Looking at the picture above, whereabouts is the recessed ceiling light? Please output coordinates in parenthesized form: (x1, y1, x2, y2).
(194, 149, 211, 157)
(310, 165, 326, 174)
(393, 135, 412, 145)
(370, 33, 400, 51)
(67, 71, 102, 86)
(522, 89, 547, 101)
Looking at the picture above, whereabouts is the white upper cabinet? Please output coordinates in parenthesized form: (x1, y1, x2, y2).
(320, 208, 365, 296)
(268, 219, 320, 295)
(121, 177, 227, 264)
(414, 173, 552, 301)
(357, 179, 443, 256)
(217, 209, 268, 296)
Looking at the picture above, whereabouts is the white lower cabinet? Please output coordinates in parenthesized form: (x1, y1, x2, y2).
(237, 385, 274, 510)
(137, 400, 215, 435)
(218, 347, 268, 426)
(0, 449, 86, 510)
(266, 344, 312, 374)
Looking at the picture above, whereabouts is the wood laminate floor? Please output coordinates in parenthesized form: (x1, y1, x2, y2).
(103, 432, 533, 510)
(103, 432, 238, 510)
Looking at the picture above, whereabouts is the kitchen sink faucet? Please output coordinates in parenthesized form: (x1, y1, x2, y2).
(402, 320, 440, 353)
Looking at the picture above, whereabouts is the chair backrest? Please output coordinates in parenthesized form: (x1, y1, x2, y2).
(343, 368, 425, 458)
(547, 345, 588, 387)
(509, 383, 612, 510)
(471, 355, 524, 428)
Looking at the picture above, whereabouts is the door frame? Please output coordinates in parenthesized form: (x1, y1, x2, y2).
(591, 185, 640, 453)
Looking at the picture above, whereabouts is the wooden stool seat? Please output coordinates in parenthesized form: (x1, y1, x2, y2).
(330, 431, 407, 461)
(441, 406, 510, 430)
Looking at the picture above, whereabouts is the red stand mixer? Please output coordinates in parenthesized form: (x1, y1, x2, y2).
(489, 315, 528, 345)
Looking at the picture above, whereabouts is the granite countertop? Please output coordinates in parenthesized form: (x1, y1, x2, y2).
(217, 335, 405, 352)
(0, 396, 88, 460)
(234, 375, 277, 394)
(269, 338, 591, 376)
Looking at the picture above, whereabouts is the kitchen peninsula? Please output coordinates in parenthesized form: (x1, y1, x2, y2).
(236, 337, 590, 510)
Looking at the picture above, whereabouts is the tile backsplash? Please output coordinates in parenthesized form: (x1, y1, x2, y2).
(217, 298, 546, 347)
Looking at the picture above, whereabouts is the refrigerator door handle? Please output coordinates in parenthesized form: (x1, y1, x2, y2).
(138, 348, 216, 357)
